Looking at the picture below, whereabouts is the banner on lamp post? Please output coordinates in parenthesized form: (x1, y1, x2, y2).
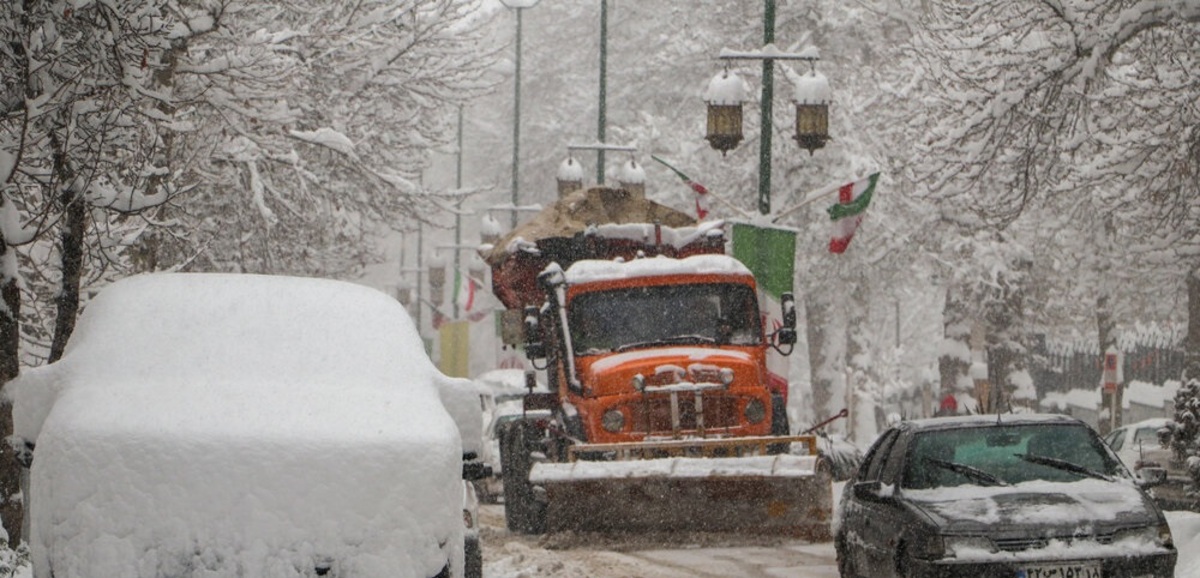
(729, 221, 797, 401)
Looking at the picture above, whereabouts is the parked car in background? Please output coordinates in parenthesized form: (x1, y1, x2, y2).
(9, 273, 470, 578)
(1104, 417, 1197, 511)
(836, 413, 1176, 578)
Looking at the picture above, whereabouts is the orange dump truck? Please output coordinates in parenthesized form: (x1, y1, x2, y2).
(482, 186, 832, 538)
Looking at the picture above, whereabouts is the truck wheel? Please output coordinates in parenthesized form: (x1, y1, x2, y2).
(768, 393, 790, 454)
(464, 534, 482, 578)
(499, 419, 547, 534)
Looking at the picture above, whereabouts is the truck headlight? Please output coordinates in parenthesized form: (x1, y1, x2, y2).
(602, 409, 625, 433)
(744, 399, 766, 424)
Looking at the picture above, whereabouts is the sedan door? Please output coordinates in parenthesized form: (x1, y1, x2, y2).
(842, 428, 904, 577)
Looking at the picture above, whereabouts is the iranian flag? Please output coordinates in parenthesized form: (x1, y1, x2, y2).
(453, 270, 476, 313)
(827, 172, 880, 254)
(650, 155, 710, 219)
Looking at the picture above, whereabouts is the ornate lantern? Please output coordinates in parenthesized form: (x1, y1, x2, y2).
(792, 68, 831, 154)
(617, 157, 646, 198)
(556, 156, 585, 197)
(704, 69, 746, 155)
(394, 280, 412, 307)
(479, 213, 503, 246)
(427, 253, 447, 306)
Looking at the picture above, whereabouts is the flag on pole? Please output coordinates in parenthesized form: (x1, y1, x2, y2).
(453, 270, 477, 313)
(827, 172, 880, 254)
(651, 155, 710, 219)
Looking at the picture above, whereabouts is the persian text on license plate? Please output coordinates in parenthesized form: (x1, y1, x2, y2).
(1016, 563, 1101, 578)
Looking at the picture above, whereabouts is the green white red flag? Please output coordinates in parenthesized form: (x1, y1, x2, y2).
(651, 155, 710, 219)
(827, 172, 880, 254)
(453, 270, 476, 312)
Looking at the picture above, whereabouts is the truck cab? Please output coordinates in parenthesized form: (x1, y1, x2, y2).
(529, 254, 794, 448)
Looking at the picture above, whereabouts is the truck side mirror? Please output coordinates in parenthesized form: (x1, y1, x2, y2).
(774, 293, 798, 347)
(523, 305, 545, 360)
(781, 292, 797, 330)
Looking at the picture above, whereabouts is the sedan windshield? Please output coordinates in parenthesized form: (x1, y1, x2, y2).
(568, 282, 761, 355)
(902, 423, 1125, 489)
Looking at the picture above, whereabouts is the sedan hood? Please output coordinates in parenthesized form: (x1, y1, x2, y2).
(904, 478, 1160, 533)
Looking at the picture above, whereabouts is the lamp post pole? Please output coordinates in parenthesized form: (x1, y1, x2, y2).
(757, 0, 777, 216)
(596, 0, 608, 184)
(501, 0, 540, 229)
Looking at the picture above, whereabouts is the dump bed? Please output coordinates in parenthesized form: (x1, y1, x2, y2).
(481, 186, 725, 310)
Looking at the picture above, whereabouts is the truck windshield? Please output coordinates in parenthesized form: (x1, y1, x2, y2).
(568, 283, 761, 355)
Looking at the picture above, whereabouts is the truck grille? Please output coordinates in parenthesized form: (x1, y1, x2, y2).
(632, 395, 738, 435)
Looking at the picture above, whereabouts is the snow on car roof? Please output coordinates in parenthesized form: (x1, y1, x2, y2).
(11, 273, 464, 578)
(900, 413, 1083, 432)
(564, 254, 752, 285)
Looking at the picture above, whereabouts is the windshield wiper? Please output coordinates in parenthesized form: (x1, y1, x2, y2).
(1016, 453, 1112, 481)
(614, 335, 716, 352)
(924, 457, 1009, 487)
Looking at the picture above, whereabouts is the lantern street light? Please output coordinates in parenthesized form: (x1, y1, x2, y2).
(556, 156, 585, 198)
(499, 0, 541, 229)
(706, 1, 831, 216)
(556, 142, 638, 193)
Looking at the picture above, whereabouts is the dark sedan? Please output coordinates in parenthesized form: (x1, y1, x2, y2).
(835, 414, 1177, 578)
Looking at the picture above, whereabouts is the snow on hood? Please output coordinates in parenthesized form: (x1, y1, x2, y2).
(10, 273, 464, 578)
(588, 346, 751, 374)
(904, 477, 1157, 531)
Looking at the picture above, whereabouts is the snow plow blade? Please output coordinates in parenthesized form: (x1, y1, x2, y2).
(529, 439, 833, 540)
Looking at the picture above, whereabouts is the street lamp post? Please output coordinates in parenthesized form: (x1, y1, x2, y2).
(705, 0, 831, 216)
(500, 0, 541, 229)
(558, 142, 637, 192)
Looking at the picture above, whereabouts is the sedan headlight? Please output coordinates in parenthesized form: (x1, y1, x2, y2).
(907, 534, 945, 560)
(942, 535, 995, 558)
(601, 409, 625, 433)
(1114, 524, 1174, 548)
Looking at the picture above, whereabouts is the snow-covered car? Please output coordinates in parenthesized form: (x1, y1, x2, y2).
(9, 273, 469, 578)
(835, 413, 1176, 578)
(436, 376, 491, 578)
(1104, 418, 1197, 511)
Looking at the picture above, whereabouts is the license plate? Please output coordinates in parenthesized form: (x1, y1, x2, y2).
(1016, 563, 1102, 578)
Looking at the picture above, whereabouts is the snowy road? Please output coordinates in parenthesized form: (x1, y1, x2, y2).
(479, 504, 839, 578)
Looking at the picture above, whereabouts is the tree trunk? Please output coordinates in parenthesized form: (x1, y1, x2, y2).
(938, 285, 971, 414)
(1171, 267, 1200, 483)
(806, 298, 835, 427)
(48, 175, 87, 363)
(846, 275, 882, 433)
(0, 235, 22, 547)
(1095, 292, 1121, 434)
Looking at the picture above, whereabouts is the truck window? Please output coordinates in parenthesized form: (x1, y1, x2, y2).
(569, 283, 761, 355)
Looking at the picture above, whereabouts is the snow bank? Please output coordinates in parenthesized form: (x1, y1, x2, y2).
(9, 273, 464, 578)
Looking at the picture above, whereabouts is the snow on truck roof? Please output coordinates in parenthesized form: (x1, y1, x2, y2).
(564, 253, 752, 285)
(10, 273, 464, 578)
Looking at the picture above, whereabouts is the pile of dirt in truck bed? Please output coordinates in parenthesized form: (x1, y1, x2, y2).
(481, 187, 696, 265)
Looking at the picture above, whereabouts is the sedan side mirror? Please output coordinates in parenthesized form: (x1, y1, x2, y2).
(1137, 466, 1167, 488)
(851, 480, 891, 502)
